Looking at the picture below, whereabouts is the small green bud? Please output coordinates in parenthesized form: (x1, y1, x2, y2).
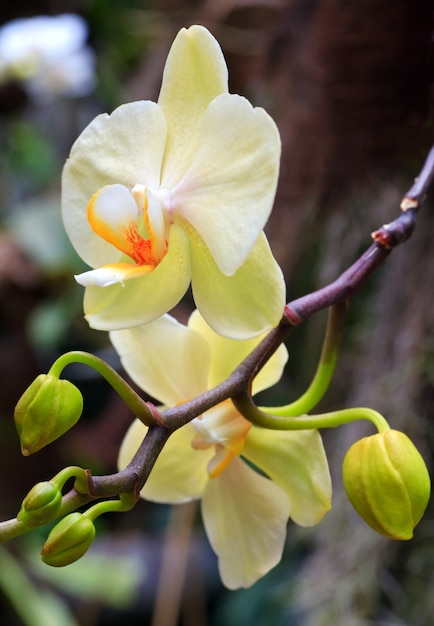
(17, 481, 62, 527)
(343, 429, 431, 539)
(41, 513, 96, 567)
(14, 374, 83, 455)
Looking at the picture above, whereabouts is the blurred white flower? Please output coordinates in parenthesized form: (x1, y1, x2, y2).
(0, 14, 96, 99)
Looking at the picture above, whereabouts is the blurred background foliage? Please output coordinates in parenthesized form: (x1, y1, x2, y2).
(0, 0, 433, 625)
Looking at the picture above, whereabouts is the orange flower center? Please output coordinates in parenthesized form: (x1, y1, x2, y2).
(191, 400, 252, 479)
(87, 183, 169, 271)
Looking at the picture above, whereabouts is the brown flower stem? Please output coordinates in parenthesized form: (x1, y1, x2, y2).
(86, 146, 433, 498)
(118, 147, 432, 475)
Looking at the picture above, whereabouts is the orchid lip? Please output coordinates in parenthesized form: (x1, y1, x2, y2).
(190, 402, 252, 478)
(84, 183, 170, 285)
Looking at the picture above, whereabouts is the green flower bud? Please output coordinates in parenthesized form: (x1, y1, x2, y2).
(343, 429, 431, 539)
(17, 481, 62, 527)
(14, 374, 83, 455)
(41, 513, 96, 567)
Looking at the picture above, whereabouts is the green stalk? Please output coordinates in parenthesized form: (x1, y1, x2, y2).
(261, 302, 346, 416)
(234, 391, 390, 433)
(83, 491, 138, 521)
(48, 351, 155, 426)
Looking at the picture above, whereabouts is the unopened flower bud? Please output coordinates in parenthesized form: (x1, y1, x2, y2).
(17, 481, 62, 527)
(14, 374, 83, 455)
(41, 512, 96, 567)
(343, 429, 431, 540)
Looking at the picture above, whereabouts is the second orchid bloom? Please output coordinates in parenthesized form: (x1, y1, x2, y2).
(112, 312, 331, 589)
(62, 25, 285, 339)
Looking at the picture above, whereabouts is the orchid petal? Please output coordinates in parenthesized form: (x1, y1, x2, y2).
(62, 101, 166, 267)
(118, 419, 212, 503)
(110, 315, 211, 406)
(83, 224, 190, 331)
(75, 262, 154, 287)
(202, 456, 290, 589)
(173, 93, 281, 275)
(190, 231, 286, 339)
(158, 25, 228, 187)
(243, 427, 332, 526)
(187, 310, 288, 392)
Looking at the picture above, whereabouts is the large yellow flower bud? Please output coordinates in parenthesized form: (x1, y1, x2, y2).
(342, 430, 431, 539)
(14, 374, 83, 455)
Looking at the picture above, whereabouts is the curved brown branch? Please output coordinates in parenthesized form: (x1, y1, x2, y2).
(400, 144, 434, 210)
(89, 144, 434, 498)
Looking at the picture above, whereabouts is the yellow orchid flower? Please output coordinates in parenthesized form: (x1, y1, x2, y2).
(112, 311, 331, 589)
(62, 25, 285, 339)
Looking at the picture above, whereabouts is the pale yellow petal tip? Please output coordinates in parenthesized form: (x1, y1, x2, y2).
(180, 24, 220, 48)
(295, 500, 332, 528)
(75, 263, 154, 287)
